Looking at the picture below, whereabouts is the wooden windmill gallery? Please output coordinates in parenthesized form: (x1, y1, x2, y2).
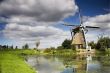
(63, 9, 99, 54)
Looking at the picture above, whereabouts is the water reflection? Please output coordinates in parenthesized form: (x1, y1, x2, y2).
(86, 54, 101, 73)
(26, 54, 110, 73)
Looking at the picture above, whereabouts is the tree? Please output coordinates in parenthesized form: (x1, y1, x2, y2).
(2, 45, 7, 50)
(10, 45, 14, 49)
(62, 39, 71, 49)
(36, 41, 40, 49)
(57, 46, 64, 50)
(0, 45, 1, 49)
(22, 44, 29, 49)
(88, 41, 96, 49)
(96, 37, 110, 51)
(6, 45, 9, 49)
(43, 48, 51, 53)
(15, 46, 18, 49)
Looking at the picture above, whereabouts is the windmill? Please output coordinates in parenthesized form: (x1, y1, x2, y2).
(62, 9, 99, 50)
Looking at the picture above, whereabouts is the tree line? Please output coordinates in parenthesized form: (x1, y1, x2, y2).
(88, 36, 110, 51)
(57, 36, 110, 51)
(0, 36, 110, 51)
(0, 45, 18, 50)
(0, 41, 40, 50)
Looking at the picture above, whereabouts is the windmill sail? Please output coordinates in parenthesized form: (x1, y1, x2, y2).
(78, 9, 83, 26)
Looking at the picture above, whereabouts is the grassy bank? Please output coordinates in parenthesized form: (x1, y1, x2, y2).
(42, 49, 76, 56)
(0, 50, 38, 73)
(95, 48, 110, 55)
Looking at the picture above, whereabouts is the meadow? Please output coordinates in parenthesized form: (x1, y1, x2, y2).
(0, 50, 38, 73)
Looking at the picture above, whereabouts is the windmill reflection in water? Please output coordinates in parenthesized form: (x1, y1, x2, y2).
(61, 54, 100, 73)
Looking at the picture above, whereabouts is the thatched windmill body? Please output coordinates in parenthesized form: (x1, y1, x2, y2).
(63, 10, 99, 50)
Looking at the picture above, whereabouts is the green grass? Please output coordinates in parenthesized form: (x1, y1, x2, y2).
(42, 49, 76, 56)
(0, 50, 37, 73)
(106, 48, 110, 54)
(3, 49, 40, 55)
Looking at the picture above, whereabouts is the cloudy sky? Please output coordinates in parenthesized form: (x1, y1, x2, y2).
(0, 0, 110, 49)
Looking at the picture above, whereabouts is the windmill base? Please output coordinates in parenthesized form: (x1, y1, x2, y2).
(76, 49, 95, 54)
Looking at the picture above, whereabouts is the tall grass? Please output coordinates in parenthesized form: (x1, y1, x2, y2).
(0, 50, 37, 73)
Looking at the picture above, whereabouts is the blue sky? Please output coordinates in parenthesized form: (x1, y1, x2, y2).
(56, 0, 110, 32)
(76, 0, 109, 15)
(64, 0, 109, 23)
(0, 0, 110, 48)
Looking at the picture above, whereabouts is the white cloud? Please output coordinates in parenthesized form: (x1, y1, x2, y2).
(84, 13, 110, 42)
(1, 0, 109, 48)
(2, 16, 71, 48)
(3, 25, 70, 48)
(0, 0, 77, 48)
(84, 13, 110, 29)
(3, 22, 70, 48)
(0, 0, 78, 22)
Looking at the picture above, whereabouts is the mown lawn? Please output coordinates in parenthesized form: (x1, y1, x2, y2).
(0, 50, 37, 73)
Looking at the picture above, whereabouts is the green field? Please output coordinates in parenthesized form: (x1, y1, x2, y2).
(0, 50, 38, 73)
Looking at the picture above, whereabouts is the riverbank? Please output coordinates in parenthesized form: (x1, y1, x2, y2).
(95, 48, 110, 55)
(0, 49, 109, 73)
(0, 49, 77, 73)
(0, 50, 38, 73)
(41, 49, 76, 56)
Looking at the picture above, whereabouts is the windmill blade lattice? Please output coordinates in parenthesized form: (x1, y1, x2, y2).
(86, 26, 100, 28)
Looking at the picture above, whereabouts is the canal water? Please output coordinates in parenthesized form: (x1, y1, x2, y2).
(26, 54, 110, 73)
